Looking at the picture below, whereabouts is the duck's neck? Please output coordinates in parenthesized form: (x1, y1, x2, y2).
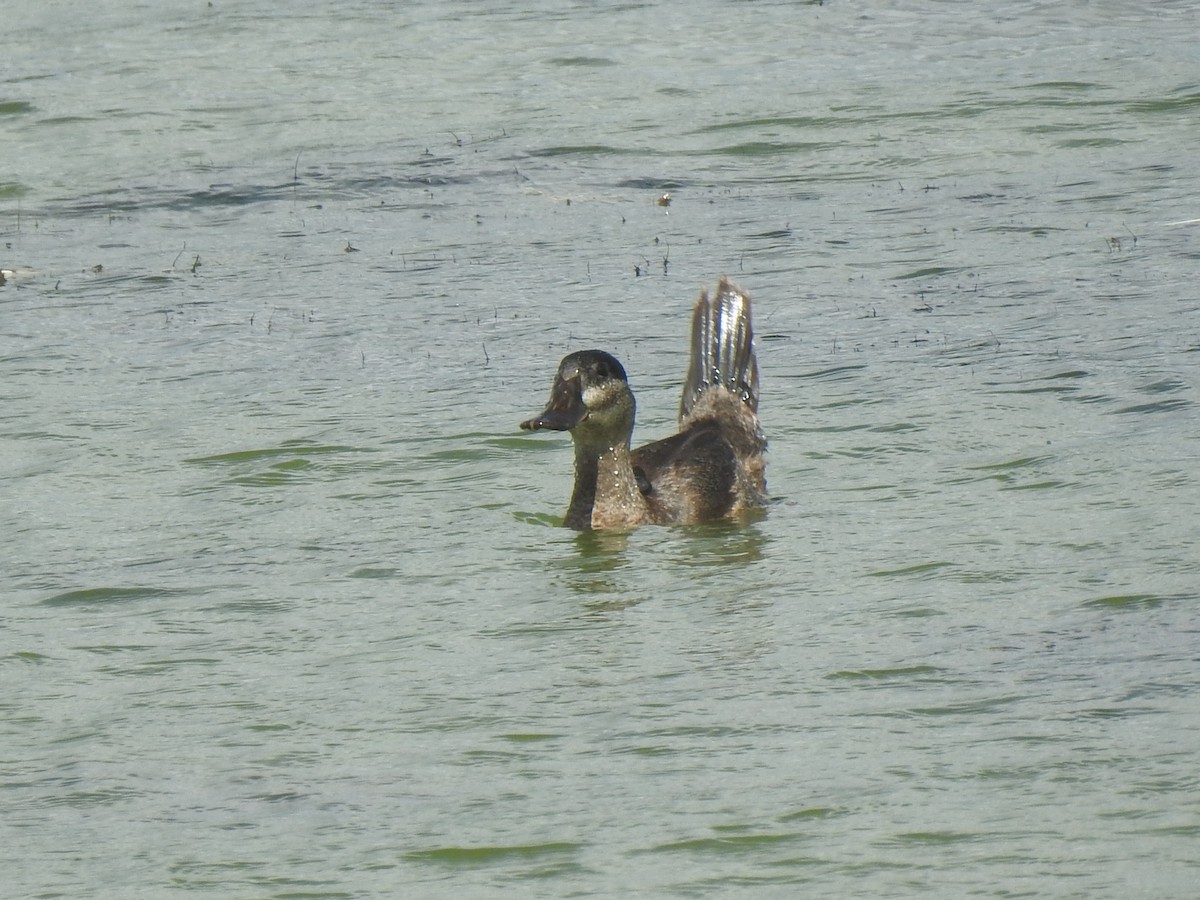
(566, 439, 649, 530)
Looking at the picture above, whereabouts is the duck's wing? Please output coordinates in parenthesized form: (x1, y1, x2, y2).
(679, 277, 759, 424)
(627, 278, 767, 524)
(631, 421, 740, 522)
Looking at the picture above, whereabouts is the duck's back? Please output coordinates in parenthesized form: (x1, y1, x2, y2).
(632, 279, 766, 523)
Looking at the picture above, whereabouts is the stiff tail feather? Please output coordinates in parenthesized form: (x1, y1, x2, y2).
(679, 277, 759, 422)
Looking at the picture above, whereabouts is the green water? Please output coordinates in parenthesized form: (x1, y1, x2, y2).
(3, 1, 1198, 897)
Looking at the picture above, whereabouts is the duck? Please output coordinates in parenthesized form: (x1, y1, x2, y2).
(520, 277, 766, 529)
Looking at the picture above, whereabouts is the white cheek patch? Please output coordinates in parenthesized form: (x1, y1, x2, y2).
(582, 384, 610, 408)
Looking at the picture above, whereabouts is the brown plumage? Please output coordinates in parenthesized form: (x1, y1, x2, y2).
(520, 278, 766, 530)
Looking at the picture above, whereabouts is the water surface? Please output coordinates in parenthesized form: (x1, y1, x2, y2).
(3, 1, 1198, 897)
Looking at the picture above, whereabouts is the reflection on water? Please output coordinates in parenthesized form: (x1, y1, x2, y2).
(570, 528, 635, 564)
(665, 520, 771, 568)
(547, 521, 772, 599)
(556, 530, 633, 593)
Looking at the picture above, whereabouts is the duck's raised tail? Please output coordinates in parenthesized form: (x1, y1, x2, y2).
(679, 277, 759, 422)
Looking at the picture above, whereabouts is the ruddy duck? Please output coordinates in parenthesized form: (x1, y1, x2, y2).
(520, 277, 766, 529)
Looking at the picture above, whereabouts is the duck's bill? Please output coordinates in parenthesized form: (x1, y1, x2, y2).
(520, 375, 587, 431)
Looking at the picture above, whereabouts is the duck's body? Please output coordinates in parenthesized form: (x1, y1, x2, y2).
(520, 278, 766, 530)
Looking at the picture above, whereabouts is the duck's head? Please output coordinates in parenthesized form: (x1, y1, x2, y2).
(520, 350, 635, 445)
